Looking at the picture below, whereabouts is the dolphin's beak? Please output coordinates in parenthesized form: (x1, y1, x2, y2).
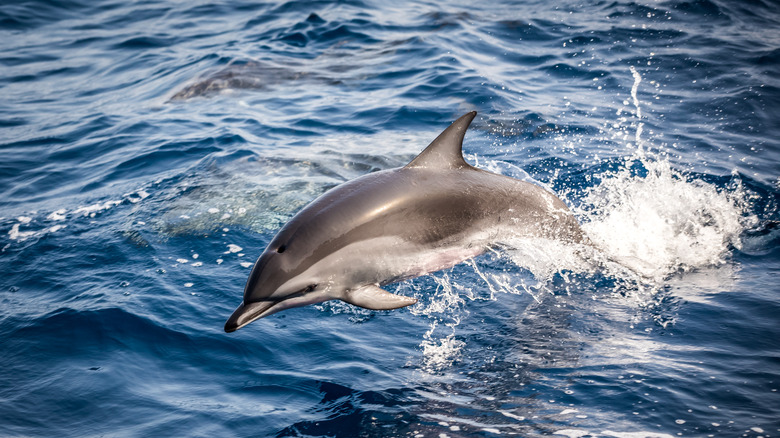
(224, 301, 275, 333)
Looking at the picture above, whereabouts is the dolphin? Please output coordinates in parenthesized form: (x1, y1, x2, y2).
(225, 111, 584, 332)
(169, 61, 313, 101)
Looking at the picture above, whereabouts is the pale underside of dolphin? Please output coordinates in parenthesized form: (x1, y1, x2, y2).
(225, 111, 584, 332)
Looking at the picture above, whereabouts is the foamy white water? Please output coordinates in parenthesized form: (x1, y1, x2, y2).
(412, 68, 757, 370)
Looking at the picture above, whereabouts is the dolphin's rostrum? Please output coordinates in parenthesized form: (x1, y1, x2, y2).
(225, 111, 584, 332)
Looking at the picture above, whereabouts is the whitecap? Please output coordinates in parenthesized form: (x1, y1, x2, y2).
(225, 244, 242, 254)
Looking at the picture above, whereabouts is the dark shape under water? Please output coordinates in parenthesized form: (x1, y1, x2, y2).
(169, 61, 311, 101)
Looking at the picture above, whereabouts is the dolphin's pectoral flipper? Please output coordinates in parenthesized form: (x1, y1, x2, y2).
(342, 285, 418, 310)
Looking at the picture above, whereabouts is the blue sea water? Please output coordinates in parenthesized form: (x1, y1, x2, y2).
(1, 0, 779, 436)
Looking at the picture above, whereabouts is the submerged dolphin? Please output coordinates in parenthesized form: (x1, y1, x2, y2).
(225, 111, 584, 332)
(169, 61, 315, 101)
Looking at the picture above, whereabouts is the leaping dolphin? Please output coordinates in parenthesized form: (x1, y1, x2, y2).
(225, 111, 584, 332)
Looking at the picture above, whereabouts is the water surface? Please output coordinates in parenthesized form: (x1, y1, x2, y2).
(1, 0, 779, 436)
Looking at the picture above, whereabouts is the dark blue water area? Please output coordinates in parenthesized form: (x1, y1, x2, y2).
(1, 0, 779, 436)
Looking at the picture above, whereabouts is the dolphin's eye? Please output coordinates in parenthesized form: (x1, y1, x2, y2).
(277, 245, 286, 254)
(304, 284, 317, 293)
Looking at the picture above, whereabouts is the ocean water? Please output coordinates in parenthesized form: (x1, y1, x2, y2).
(1, 0, 779, 436)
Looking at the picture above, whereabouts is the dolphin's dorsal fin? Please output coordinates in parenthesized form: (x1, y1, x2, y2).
(405, 111, 477, 169)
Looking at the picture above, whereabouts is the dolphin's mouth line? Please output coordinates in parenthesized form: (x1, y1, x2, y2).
(224, 302, 273, 333)
(257, 283, 317, 304)
(225, 284, 319, 332)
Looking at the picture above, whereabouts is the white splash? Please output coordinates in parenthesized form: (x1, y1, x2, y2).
(47, 209, 67, 221)
(7, 215, 68, 242)
(126, 190, 149, 203)
(500, 66, 754, 291)
(601, 431, 674, 438)
(409, 273, 470, 371)
(629, 65, 644, 153)
(73, 200, 123, 217)
(4, 188, 153, 247)
(572, 66, 754, 285)
(410, 67, 755, 370)
(553, 430, 589, 438)
(419, 321, 465, 371)
(577, 159, 750, 284)
(8, 217, 36, 241)
(225, 244, 242, 254)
